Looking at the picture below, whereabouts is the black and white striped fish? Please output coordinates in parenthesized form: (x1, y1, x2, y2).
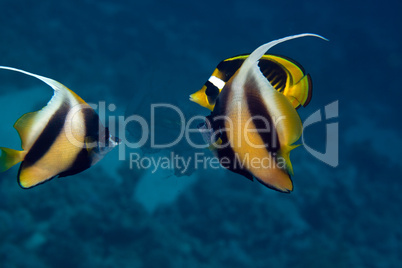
(199, 34, 326, 193)
(0, 67, 120, 189)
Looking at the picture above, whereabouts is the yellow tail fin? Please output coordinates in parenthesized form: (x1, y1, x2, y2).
(0, 147, 25, 172)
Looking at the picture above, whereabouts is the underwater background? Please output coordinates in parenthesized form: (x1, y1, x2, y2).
(0, 0, 401, 267)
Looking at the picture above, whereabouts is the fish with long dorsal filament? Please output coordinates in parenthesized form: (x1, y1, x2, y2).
(0, 67, 120, 188)
(198, 33, 327, 192)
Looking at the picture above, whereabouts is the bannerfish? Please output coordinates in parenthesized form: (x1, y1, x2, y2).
(0, 67, 120, 189)
(190, 54, 312, 111)
(199, 33, 326, 193)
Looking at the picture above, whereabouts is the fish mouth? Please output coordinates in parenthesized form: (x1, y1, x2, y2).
(189, 94, 197, 102)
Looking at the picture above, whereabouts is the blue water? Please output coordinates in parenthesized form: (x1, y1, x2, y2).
(0, 0, 401, 267)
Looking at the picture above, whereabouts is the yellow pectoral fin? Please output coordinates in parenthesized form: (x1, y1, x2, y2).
(0, 147, 26, 172)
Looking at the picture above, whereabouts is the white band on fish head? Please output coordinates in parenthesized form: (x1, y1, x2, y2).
(208, 76, 225, 90)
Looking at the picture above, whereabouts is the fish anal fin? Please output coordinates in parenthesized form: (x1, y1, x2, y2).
(255, 170, 293, 193)
(277, 144, 301, 175)
(18, 163, 56, 189)
(0, 147, 26, 172)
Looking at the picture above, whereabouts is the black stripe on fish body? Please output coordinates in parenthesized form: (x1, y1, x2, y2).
(103, 127, 110, 148)
(217, 130, 254, 181)
(23, 101, 71, 168)
(206, 79, 253, 181)
(245, 83, 281, 153)
(58, 148, 91, 177)
(59, 106, 104, 177)
(59, 106, 102, 177)
(81, 106, 101, 138)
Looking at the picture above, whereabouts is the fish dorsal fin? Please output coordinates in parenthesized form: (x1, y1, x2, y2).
(13, 111, 41, 150)
(264, 55, 312, 109)
(237, 33, 327, 79)
(0, 66, 86, 151)
(0, 66, 87, 104)
(233, 34, 326, 145)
